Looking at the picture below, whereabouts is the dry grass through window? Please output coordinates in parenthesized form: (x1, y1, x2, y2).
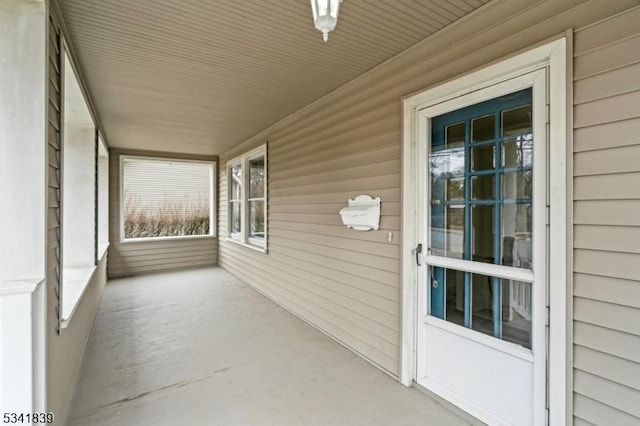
(124, 194, 209, 239)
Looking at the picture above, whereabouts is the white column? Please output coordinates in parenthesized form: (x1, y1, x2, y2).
(0, 0, 47, 283)
(0, 281, 46, 414)
(0, 0, 48, 416)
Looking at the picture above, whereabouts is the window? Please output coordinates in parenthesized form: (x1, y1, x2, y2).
(61, 51, 97, 325)
(227, 145, 267, 250)
(121, 157, 216, 241)
(97, 134, 109, 259)
(429, 87, 536, 348)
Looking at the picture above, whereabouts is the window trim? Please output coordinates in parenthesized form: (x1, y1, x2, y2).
(119, 155, 217, 243)
(226, 144, 268, 252)
(96, 132, 110, 261)
(60, 41, 99, 329)
(227, 158, 244, 241)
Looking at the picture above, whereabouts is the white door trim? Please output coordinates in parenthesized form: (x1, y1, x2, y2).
(400, 37, 568, 424)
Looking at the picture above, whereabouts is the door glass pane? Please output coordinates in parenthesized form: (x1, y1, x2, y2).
(446, 206, 465, 258)
(502, 138, 532, 168)
(428, 87, 536, 350)
(502, 105, 532, 138)
(446, 122, 465, 148)
(445, 268, 465, 326)
(472, 114, 495, 143)
(471, 205, 494, 264)
(502, 280, 532, 349)
(469, 273, 532, 349)
(502, 170, 532, 199)
(431, 146, 465, 176)
(501, 204, 532, 269)
(447, 177, 464, 200)
(230, 165, 242, 200)
(471, 175, 494, 200)
(249, 156, 265, 198)
(230, 201, 241, 234)
(471, 273, 494, 336)
(249, 200, 265, 240)
(471, 145, 495, 171)
(431, 206, 465, 259)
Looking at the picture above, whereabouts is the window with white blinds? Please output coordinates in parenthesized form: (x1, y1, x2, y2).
(121, 157, 216, 240)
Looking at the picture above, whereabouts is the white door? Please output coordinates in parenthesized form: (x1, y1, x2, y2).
(415, 70, 548, 426)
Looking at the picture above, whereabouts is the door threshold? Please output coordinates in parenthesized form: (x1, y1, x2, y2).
(412, 381, 488, 426)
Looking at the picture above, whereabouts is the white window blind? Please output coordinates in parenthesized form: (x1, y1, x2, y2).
(122, 158, 214, 239)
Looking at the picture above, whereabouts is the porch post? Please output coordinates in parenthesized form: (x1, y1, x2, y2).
(0, 0, 48, 415)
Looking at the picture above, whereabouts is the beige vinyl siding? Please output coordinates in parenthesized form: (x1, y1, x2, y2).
(46, 9, 109, 426)
(46, 11, 65, 420)
(572, 6, 640, 424)
(108, 150, 218, 278)
(217, 0, 640, 416)
(220, 146, 402, 373)
(219, 1, 635, 376)
(47, 11, 62, 331)
(48, 257, 107, 426)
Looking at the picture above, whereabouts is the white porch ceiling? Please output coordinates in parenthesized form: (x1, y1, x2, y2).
(58, 0, 490, 155)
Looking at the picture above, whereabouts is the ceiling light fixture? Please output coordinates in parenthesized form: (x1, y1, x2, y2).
(310, 0, 343, 42)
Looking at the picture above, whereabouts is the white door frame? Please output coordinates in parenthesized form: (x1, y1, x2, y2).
(400, 37, 568, 424)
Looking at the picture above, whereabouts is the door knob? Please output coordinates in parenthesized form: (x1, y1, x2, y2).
(431, 199, 441, 206)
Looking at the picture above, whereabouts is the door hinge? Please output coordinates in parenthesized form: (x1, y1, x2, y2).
(545, 306, 550, 327)
(546, 206, 550, 225)
(546, 103, 550, 124)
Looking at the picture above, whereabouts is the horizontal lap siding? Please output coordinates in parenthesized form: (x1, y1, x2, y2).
(46, 12, 65, 421)
(108, 151, 218, 278)
(46, 11, 109, 426)
(216, 0, 640, 381)
(48, 257, 107, 426)
(572, 6, 640, 425)
(220, 147, 401, 374)
(47, 12, 62, 325)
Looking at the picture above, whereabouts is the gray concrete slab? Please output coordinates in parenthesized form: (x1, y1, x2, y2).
(68, 267, 482, 426)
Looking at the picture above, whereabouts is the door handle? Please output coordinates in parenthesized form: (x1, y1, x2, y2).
(415, 243, 423, 266)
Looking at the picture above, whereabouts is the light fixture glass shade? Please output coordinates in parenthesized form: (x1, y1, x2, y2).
(310, 0, 342, 41)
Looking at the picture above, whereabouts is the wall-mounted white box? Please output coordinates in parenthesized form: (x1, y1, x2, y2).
(339, 195, 381, 231)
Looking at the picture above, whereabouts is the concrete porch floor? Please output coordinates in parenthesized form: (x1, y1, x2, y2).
(69, 266, 483, 426)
